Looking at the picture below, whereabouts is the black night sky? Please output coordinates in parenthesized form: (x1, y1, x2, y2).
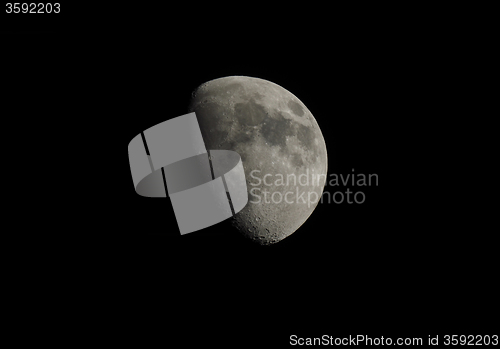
(3, 4, 495, 343)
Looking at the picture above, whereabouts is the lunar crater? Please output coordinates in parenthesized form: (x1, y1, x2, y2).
(288, 99, 305, 116)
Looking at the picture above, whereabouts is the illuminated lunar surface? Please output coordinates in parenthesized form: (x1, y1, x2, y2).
(188, 76, 327, 245)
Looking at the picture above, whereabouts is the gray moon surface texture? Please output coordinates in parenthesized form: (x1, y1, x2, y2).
(188, 76, 327, 245)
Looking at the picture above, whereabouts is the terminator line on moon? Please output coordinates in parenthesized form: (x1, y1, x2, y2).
(188, 76, 328, 245)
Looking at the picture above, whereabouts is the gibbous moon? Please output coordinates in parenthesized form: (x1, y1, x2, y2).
(188, 76, 327, 245)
